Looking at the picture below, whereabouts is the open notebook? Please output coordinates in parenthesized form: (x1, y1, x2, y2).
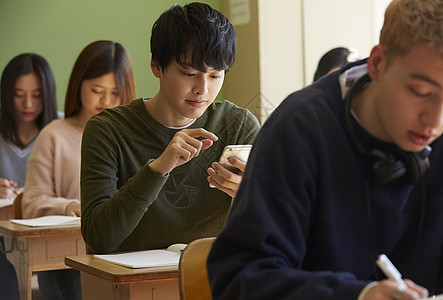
(10, 215, 80, 227)
(93, 243, 187, 269)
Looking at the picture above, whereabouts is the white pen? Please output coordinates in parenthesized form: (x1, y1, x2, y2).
(376, 254, 407, 290)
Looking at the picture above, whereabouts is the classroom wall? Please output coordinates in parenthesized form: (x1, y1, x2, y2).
(0, 0, 222, 111)
(221, 0, 303, 124)
(303, 0, 392, 84)
(1, 0, 392, 117)
(221, 0, 261, 118)
(222, 0, 392, 124)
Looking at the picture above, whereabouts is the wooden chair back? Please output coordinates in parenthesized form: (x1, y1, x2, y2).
(178, 237, 215, 300)
(12, 192, 23, 219)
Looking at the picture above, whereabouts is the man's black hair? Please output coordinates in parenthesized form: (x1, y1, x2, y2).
(150, 2, 236, 72)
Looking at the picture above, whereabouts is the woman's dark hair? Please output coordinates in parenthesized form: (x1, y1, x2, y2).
(313, 47, 358, 82)
(150, 2, 236, 72)
(0, 53, 58, 147)
(64, 40, 136, 118)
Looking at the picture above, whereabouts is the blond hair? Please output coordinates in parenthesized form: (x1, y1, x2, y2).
(380, 0, 443, 61)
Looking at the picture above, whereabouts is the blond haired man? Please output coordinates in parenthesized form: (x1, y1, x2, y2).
(208, 0, 443, 299)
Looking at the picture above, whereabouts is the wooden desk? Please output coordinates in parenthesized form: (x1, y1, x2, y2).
(65, 254, 179, 300)
(0, 220, 86, 300)
(0, 200, 14, 220)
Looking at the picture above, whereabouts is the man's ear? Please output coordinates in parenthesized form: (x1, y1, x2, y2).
(367, 45, 386, 81)
(151, 59, 162, 78)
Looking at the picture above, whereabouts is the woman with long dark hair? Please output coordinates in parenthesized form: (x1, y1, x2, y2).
(0, 52, 58, 300)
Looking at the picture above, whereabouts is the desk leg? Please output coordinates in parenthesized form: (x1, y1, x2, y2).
(4, 236, 31, 300)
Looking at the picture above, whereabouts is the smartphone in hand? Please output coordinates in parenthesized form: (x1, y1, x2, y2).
(209, 145, 252, 188)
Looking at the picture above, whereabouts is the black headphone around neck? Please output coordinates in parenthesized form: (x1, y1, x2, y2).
(344, 74, 431, 187)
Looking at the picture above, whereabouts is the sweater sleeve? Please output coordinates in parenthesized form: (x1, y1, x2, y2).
(80, 116, 169, 254)
(22, 123, 79, 219)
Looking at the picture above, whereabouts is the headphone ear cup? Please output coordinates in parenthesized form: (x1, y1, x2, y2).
(397, 151, 430, 184)
(369, 149, 406, 187)
(344, 74, 431, 186)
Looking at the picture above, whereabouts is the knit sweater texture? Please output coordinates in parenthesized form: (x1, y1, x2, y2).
(81, 98, 260, 253)
(22, 119, 81, 218)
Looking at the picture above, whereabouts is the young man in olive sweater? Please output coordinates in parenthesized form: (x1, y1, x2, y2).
(80, 2, 260, 254)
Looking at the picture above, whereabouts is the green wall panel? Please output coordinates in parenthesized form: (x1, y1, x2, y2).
(0, 0, 222, 111)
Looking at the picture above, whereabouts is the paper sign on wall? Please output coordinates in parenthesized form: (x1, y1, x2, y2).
(229, 0, 250, 26)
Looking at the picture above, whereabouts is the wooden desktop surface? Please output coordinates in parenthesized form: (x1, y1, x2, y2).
(0, 219, 82, 236)
(65, 254, 178, 283)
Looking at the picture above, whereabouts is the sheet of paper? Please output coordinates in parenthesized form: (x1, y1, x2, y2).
(424, 295, 443, 300)
(229, 0, 250, 26)
(93, 249, 181, 269)
(0, 198, 14, 209)
(10, 215, 80, 227)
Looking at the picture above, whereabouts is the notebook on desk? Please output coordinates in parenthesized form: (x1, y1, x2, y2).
(425, 295, 443, 300)
(93, 243, 187, 269)
(10, 215, 80, 227)
(0, 198, 14, 209)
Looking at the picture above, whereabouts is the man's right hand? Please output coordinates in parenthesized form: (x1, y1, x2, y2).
(361, 279, 428, 300)
(149, 128, 218, 176)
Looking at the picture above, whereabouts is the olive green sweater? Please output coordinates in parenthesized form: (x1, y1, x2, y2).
(81, 98, 260, 253)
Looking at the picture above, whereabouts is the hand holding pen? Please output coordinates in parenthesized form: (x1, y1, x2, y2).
(0, 178, 19, 199)
(363, 254, 429, 300)
(376, 254, 407, 291)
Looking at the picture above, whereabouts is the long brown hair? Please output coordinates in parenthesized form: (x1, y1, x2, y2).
(64, 40, 136, 118)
